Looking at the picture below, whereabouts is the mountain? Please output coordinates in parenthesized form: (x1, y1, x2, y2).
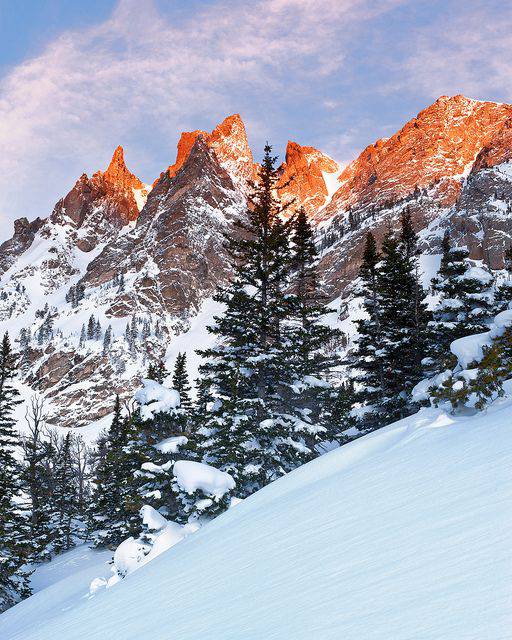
(316, 95, 512, 295)
(2, 394, 511, 639)
(2, 96, 512, 427)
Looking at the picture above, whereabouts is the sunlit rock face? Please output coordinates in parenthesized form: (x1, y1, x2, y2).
(157, 114, 256, 189)
(315, 95, 512, 296)
(278, 141, 340, 218)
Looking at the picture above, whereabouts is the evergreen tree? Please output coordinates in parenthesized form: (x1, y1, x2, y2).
(172, 353, 193, 414)
(285, 207, 349, 445)
(493, 246, 512, 313)
(196, 145, 320, 499)
(79, 324, 86, 348)
(351, 232, 385, 429)
(353, 214, 430, 429)
(103, 325, 113, 354)
(88, 397, 141, 547)
(50, 433, 80, 554)
(147, 359, 169, 385)
(0, 333, 30, 611)
(87, 315, 95, 341)
(430, 231, 494, 369)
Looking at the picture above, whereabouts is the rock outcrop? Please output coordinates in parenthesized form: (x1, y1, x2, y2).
(278, 142, 339, 217)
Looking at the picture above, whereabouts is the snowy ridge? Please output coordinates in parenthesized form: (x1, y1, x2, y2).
(2, 391, 512, 639)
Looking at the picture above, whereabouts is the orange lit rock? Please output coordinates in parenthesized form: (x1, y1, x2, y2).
(317, 95, 512, 222)
(278, 141, 339, 217)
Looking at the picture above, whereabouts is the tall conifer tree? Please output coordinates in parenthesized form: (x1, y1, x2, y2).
(0, 333, 30, 610)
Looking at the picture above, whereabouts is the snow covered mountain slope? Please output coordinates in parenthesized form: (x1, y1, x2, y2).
(2, 394, 511, 639)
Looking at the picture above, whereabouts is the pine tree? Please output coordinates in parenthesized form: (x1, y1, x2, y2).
(285, 207, 349, 447)
(430, 231, 494, 370)
(196, 145, 315, 499)
(0, 333, 30, 611)
(493, 246, 512, 313)
(147, 359, 169, 385)
(88, 397, 141, 547)
(353, 214, 430, 429)
(172, 353, 193, 413)
(103, 325, 113, 354)
(79, 324, 86, 348)
(50, 433, 80, 554)
(351, 232, 385, 429)
(87, 315, 95, 341)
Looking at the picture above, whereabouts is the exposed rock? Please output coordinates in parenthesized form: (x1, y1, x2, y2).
(278, 141, 339, 217)
(0, 217, 44, 276)
(159, 114, 255, 189)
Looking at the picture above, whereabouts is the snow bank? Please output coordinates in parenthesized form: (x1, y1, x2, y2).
(105, 506, 199, 587)
(4, 395, 512, 640)
(173, 460, 235, 498)
(134, 379, 180, 420)
(450, 308, 512, 367)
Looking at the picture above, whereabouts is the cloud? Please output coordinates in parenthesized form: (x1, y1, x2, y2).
(0, 0, 401, 231)
(399, 6, 512, 101)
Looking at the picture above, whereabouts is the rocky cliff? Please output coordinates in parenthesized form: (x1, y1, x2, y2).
(2, 97, 512, 426)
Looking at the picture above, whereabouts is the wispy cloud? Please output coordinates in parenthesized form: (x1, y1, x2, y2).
(0, 0, 401, 229)
(399, 7, 512, 101)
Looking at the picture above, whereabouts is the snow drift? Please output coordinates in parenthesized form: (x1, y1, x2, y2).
(2, 392, 512, 639)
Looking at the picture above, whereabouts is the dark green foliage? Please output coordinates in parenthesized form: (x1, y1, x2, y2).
(195, 147, 344, 505)
(88, 397, 142, 547)
(0, 333, 31, 611)
(147, 359, 169, 385)
(430, 230, 494, 370)
(353, 213, 431, 430)
(50, 433, 80, 554)
(172, 353, 193, 414)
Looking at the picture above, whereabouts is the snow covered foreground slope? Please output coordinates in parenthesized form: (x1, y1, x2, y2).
(3, 399, 512, 639)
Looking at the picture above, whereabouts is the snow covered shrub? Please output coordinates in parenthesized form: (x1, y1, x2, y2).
(172, 460, 236, 522)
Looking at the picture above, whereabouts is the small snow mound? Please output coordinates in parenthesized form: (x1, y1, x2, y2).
(141, 505, 168, 532)
(173, 460, 235, 498)
(155, 435, 189, 454)
(113, 537, 148, 578)
(134, 379, 180, 420)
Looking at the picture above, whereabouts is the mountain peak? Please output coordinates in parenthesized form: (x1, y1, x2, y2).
(161, 114, 254, 187)
(278, 141, 340, 216)
(317, 94, 512, 221)
(103, 145, 144, 190)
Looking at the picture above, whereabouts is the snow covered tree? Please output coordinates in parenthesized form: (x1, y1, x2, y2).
(284, 207, 349, 446)
(172, 353, 193, 414)
(103, 325, 113, 354)
(147, 359, 168, 385)
(351, 232, 385, 429)
(87, 315, 95, 341)
(0, 333, 30, 611)
(50, 433, 80, 554)
(493, 246, 512, 313)
(196, 145, 323, 499)
(79, 324, 86, 348)
(430, 231, 494, 370)
(353, 213, 431, 429)
(89, 396, 141, 548)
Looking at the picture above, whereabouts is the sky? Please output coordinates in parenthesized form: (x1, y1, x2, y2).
(0, 0, 511, 236)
